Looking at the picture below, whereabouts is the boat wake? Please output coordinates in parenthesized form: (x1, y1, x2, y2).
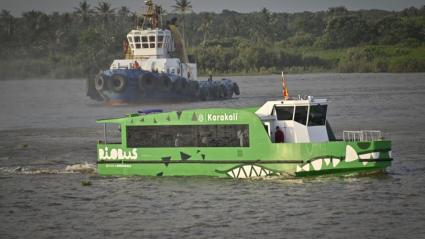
(0, 162, 97, 175)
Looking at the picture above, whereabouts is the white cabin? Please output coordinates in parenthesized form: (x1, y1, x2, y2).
(256, 97, 329, 143)
(109, 28, 197, 81)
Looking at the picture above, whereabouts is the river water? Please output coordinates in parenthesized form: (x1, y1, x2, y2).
(0, 73, 424, 238)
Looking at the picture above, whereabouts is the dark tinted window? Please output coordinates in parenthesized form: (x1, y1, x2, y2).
(308, 105, 327, 126)
(275, 106, 294, 120)
(127, 124, 249, 148)
(294, 106, 308, 125)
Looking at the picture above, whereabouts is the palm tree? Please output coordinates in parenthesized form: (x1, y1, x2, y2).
(117, 6, 130, 18)
(74, 1, 93, 24)
(96, 2, 115, 27)
(172, 0, 192, 45)
(0, 10, 14, 36)
(197, 12, 213, 47)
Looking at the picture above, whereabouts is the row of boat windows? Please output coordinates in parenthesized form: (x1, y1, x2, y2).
(275, 105, 327, 126)
(128, 35, 171, 49)
(127, 125, 249, 148)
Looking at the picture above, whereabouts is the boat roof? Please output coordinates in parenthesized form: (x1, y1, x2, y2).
(97, 98, 326, 125)
(96, 107, 257, 125)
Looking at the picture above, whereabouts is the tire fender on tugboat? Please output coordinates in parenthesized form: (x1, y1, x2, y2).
(233, 82, 240, 95)
(159, 73, 173, 91)
(108, 74, 127, 93)
(94, 74, 107, 91)
(138, 72, 157, 92)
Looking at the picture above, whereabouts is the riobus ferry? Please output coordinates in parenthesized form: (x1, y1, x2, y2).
(96, 97, 392, 178)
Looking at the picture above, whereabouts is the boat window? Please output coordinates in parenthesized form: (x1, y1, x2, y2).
(134, 36, 140, 43)
(150, 43, 155, 48)
(275, 106, 294, 120)
(308, 105, 327, 126)
(158, 36, 163, 47)
(141, 36, 148, 42)
(294, 106, 308, 125)
(135, 43, 141, 49)
(126, 124, 249, 148)
(142, 43, 148, 48)
(149, 35, 155, 42)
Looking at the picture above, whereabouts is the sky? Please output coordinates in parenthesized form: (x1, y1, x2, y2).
(0, 0, 424, 16)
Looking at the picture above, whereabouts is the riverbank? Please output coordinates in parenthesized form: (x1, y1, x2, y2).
(1, 45, 423, 80)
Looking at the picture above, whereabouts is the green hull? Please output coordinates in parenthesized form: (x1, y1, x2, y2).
(96, 108, 392, 178)
(97, 141, 392, 178)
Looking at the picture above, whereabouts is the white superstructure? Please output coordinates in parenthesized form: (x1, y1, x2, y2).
(108, 0, 197, 81)
(256, 96, 329, 143)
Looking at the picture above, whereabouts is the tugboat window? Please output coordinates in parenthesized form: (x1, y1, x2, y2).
(308, 105, 327, 126)
(149, 35, 155, 42)
(134, 36, 140, 42)
(127, 125, 249, 148)
(275, 106, 294, 120)
(141, 36, 148, 42)
(294, 106, 308, 125)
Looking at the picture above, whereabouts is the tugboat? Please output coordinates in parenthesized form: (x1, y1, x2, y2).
(95, 79, 393, 178)
(86, 0, 240, 104)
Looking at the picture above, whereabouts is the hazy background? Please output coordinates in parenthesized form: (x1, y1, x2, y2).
(1, 0, 425, 16)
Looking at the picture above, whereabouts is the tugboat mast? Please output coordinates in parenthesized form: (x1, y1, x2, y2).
(141, 0, 163, 29)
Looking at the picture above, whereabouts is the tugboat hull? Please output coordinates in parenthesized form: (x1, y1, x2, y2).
(87, 69, 239, 103)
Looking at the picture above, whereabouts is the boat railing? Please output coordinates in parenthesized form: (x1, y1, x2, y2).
(343, 130, 383, 141)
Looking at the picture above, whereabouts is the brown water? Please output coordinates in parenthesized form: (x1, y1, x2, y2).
(0, 73, 425, 238)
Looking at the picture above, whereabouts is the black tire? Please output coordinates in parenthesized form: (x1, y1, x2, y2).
(233, 82, 240, 95)
(200, 87, 209, 101)
(86, 77, 103, 101)
(210, 85, 220, 99)
(219, 85, 227, 98)
(138, 72, 157, 92)
(159, 74, 172, 91)
(95, 74, 106, 91)
(189, 81, 200, 98)
(108, 74, 127, 93)
(174, 78, 188, 94)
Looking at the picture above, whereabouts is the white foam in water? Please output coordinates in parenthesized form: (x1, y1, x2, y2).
(65, 162, 97, 174)
(0, 163, 96, 175)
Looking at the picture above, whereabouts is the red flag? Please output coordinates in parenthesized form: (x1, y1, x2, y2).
(282, 72, 289, 100)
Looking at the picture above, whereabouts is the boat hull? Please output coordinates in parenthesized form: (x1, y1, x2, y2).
(87, 69, 239, 103)
(96, 140, 392, 178)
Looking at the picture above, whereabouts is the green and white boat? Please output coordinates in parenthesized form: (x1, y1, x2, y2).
(96, 96, 392, 178)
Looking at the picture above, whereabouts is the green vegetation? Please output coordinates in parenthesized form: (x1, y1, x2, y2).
(0, 2, 424, 79)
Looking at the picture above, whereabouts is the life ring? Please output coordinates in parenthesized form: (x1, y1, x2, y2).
(233, 82, 240, 95)
(107, 74, 127, 93)
(95, 74, 106, 91)
(138, 72, 157, 92)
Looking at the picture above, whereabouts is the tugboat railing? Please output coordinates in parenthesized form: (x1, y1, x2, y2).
(343, 130, 382, 141)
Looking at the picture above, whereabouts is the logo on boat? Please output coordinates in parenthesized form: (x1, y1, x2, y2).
(198, 113, 239, 122)
(98, 147, 138, 160)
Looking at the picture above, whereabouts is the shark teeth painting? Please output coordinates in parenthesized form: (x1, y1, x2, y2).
(227, 165, 273, 179)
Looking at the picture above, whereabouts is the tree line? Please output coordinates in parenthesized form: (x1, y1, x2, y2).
(0, 1, 424, 79)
